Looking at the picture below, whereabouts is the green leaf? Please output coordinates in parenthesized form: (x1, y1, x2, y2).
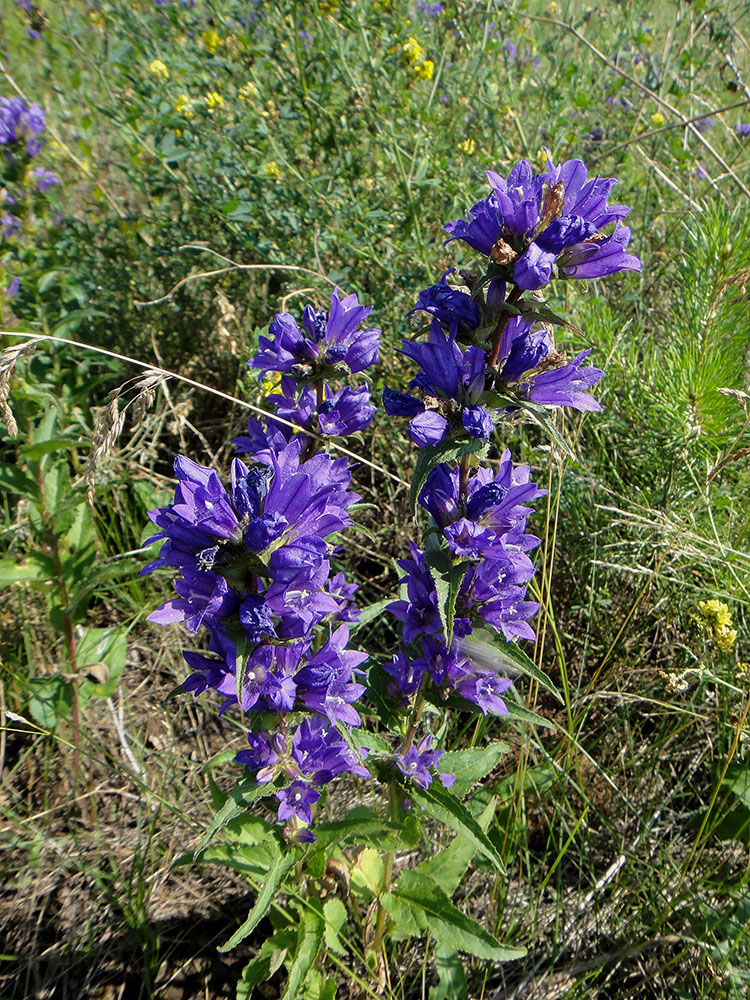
(0, 462, 37, 497)
(27, 675, 73, 729)
(347, 598, 393, 636)
(423, 529, 469, 646)
(439, 744, 510, 800)
(503, 694, 555, 729)
(410, 437, 487, 515)
(236, 929, 297, 1000)
(219, 851, 298, 952)
(280, 902, 326, 1000)
(408, 782, 505, 873)
(20, 438, 89, 460)
(350, 846, 384, 899)
(429, 945, 469, 1000)
(0, 557, 50, 585)
(194, 778, 279, 859)
(76, 627, 127, 703)
(417, 799, 497, 897)
(386, 870, 525, 961)
(323, 898, 348, 955)
(312, 813, 408, 852)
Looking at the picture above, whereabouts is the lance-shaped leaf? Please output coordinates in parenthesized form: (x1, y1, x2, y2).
(438, 743, 510, 800)
(424, 528, 470, 647)
(463, 627, 563, 702)
(219, 851, 298, 952)
(280, 901, 326, 1000)
(194, 778, 280, 859)
(408, 782, 505, 873)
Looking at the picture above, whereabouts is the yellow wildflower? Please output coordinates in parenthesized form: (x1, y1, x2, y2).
(546, 1, 562, 16)
(715, 628, 738, 652)
(403, 37, 425, 67)
(149, 59, 169, 81)
(262, 160, 281, 180)
(202, 29, 221, 54)
(175, 94, 195, 118)
(239, 82, 259, 102)
(205, 91, 224, 112)
(698, 600, 733, 630)
(260, 371, 282, 395)
(650, 112, 666, 128)
(414, 59, 434, 81)
(260, 100, 279, 123)
(458, 138, 476, 155)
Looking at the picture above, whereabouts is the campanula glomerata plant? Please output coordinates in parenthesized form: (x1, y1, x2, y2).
(140, 150, 640, 991)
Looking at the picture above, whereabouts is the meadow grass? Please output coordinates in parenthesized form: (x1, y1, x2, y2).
(1, 1, 749, 997)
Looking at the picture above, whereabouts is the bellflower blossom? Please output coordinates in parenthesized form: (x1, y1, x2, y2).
(383, 319, 493, 447)
(444, 154, 641, 290)
(0, 97, 45, 158)
(251, 288, 380, 380)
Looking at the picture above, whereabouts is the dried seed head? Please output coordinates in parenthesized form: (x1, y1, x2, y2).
(0, 338, 44, 438)
(539, 180, 565, 228)
(490, 237, 517, 266)
(85, 396, 126, 506)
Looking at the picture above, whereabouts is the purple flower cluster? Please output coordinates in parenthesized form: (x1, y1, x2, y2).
(384, 154, 638, 719)
(146, 291, 386, 839)
(385, 451, 545, 715)
(1, 96, 59, 297)
(143, 443, 370, 840)
(234, 289, 379, 453)
(0, 97, 45, 158)
(444, 155, 641, 291)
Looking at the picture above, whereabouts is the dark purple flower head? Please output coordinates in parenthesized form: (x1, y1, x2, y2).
(1, 213, 21, 239)
(292, 715, 369, 784)
(444, 154, 640, 290)
(318, 384, 376, 436)
(251, 289, 380, 380)
(494, 316, 604, 412)
(387, 542, 442, 644)
(408, 270, 481, 330)
(384, 320, 492, 447)
(276, 781, 320, 825)
(0, 97, 45, 157)
(31, 167, 59, 193)
(419, 454, 545, 558)
(409, 634, 516, 714)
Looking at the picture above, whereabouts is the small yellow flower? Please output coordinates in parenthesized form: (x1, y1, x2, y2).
(546, 1, 562, 16)
(239, 81, 259, 102)
(260, 100, 279, 123)
(650, 112, 666, 128)
(360, 177, 376, 191)
(202, 29, 221, 54)
(698, 600, 733, 630)
(715, 628, 738, 652)
(175, 94, 195, 118)
(403, 37, 425, 67)
(414, 59, 434, 81)
(205, 91, 224, 112)
(458, 138, 476, 155)
(262, 160, 281, 180)
(149, 59, 169, 81)
(260, 371, 282, 395)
